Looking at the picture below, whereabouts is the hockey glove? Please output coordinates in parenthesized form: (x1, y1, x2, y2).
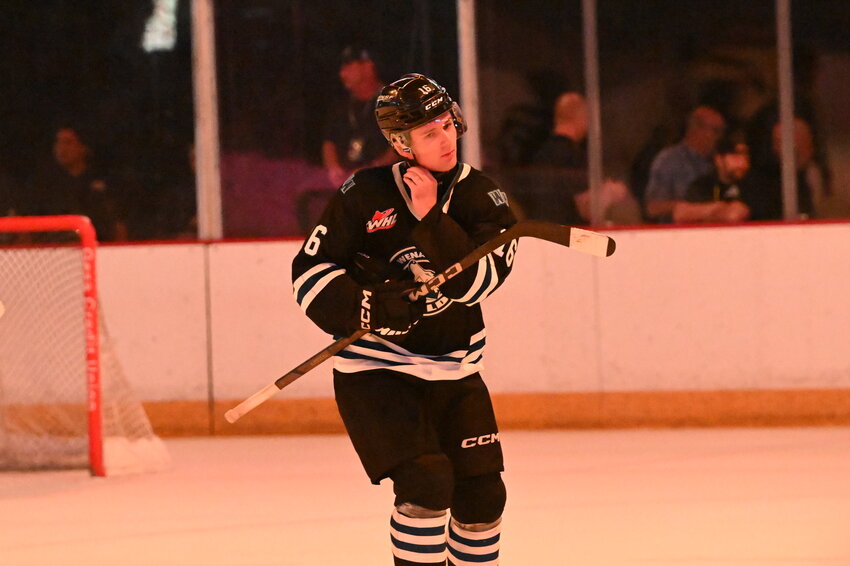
(360, 280, 426, 340)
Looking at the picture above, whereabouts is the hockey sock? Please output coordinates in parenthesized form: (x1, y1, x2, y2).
(447, 517, 501, 566)
(390, 507, 448, 565)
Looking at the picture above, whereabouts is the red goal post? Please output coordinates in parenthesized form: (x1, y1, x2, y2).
(0, 215, 168, 476)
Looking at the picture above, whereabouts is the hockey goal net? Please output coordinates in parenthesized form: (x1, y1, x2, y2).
(0, 215, 169, 476)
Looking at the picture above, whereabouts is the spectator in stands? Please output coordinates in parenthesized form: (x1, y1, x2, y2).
(644, 105, 726, 223)
(673, 136, 751, 224)
(321, 45, 395, 187)
(533, 92, 588, 168)
(24, 123, 128, 241)
(531, 92, 639, 224)
(746, 117, 818, 221)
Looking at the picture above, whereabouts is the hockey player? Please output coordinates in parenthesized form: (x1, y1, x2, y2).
(292, 73, 517, 566)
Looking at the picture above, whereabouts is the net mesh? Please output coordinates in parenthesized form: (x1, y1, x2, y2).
(0, 238, 169, 475)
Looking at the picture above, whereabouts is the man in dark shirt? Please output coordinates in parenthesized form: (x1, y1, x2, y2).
(746, 118, 816, 221)
(25, 125, 127, 241)
(321, 45, 396, 187)
(530, 92, 637, 224)
(674, 137, 751, 224)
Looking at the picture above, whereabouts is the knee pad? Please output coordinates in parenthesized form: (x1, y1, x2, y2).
(389, 453, 454, 512)
(451, 472, 506, 525)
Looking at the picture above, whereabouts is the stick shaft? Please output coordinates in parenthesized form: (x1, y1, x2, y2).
(273, 329, 368, 389)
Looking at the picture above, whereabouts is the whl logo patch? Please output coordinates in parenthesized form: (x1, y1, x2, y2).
(366, 208, 398, 232)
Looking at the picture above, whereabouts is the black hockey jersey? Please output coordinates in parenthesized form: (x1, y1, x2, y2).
(291, 161, 517, 380)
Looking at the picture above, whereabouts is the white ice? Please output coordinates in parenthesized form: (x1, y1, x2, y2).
(2, 427, 849, 565)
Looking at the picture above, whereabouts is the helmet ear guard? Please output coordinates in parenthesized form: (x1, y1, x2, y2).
(449, 101, 467, 138)
(388, 132, 413, 155)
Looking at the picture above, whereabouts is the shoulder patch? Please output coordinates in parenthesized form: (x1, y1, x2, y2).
(487, 188, 508, 206)
(340, 175, 356, 194)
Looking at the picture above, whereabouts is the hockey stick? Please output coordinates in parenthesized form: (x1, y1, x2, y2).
(224, 221, 615, 423)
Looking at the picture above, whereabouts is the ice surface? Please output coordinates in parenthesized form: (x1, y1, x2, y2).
(2, 427, 849, 565)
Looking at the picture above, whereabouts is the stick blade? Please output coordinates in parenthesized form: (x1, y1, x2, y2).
(569, 227, 616, 257)
(518, 222, 615, 258)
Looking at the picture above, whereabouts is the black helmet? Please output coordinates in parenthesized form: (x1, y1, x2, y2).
(374, 73, 467, 144)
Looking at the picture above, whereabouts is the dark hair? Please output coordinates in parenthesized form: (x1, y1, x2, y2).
(715, 132, 748, 155)
(340, 44, 371, 66)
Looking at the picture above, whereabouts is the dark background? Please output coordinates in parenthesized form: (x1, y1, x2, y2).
(2, 0, 850, 236)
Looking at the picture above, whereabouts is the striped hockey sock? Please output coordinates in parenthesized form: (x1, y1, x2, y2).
(390, 507, 448, 565)
(447, 518, 501, 566)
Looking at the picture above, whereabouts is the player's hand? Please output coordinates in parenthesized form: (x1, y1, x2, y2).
(403, 166, 438, 217)
(363, 280, 426, 341)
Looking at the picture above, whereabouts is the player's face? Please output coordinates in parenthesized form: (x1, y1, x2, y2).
(407, 112, 458, 172)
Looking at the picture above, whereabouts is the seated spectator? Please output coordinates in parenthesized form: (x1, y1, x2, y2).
(644, 105, 726, 222)
(673, 137, 751, 224)
(321, 45, 396, 187)
(531, 92, 639, 224)
(746, 117, 818, 221)
(24, 123, 128, 241)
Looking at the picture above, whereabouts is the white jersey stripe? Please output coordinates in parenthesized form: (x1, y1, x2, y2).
(292, 263, 345, 312)
(468, 254, 500, 305)
(334, 330, 487, 380)
(453, 255, 490, 304)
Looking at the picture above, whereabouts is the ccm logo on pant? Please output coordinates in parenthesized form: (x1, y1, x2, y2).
(461, 433, 500, 448)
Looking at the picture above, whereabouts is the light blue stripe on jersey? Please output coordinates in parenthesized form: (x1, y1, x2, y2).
(339, 339, 470, 363)
(292, 263, 345, 312)
(334, 330, 487, 380)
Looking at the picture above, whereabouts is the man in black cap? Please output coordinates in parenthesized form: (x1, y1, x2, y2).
(321, 45, 396, 187)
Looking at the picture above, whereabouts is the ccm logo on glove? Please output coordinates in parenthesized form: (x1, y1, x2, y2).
(360, 289, 372, 330)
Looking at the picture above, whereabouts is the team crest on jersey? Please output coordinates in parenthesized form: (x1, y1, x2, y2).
(390, 247, 451, 316)
(366, 208, 398, 232)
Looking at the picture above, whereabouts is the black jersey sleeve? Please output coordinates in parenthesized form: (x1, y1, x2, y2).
(411, 171, 518, 304)
(291, 179, 365, 337)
